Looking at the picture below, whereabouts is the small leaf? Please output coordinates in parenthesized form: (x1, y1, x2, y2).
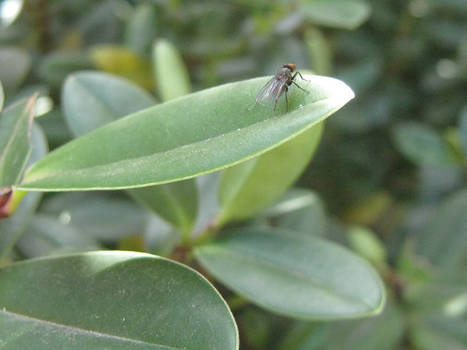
(392, 122, 457, 167)
(347, 225, 386, 265)
(194, 228, 385, 319)
(0, 47, 31, 93)
(414, 189, 467, 268)
(0, 124, 48, 262)
(17, 214, 100, 258)
(38, 51, 93, 88)
(124, 3, 158, 55)
(218, 123, 323, 223)
(19, 75, 354, 191)
(0, 81, 4, 111)
(62, 71, 198, 234)
(40, 192, 147, 242)
(153, 39, 191, 101)
(0, 96, 36, 186)
(274, 189, 327, 236)
(0, 251, 238, 350)
(460, 105, 467, 156)
(300, 0, 371, 30)
(62, 71, 156, 136)
(89, 45, 153, 89)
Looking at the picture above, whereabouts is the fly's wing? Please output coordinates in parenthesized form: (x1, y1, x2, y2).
(255, 77, 283, 104)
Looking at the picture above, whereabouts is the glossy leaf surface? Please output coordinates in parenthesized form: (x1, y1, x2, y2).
(0, 251, 238, 350)
(195, 228, 385, 319)
(19, 75, 353, 191)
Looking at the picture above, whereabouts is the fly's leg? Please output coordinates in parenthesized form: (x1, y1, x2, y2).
(285, 86, 289, 112)
(296, 71, 309, 81)
(292, 81, 308, 93)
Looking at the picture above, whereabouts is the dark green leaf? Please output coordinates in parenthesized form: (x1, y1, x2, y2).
(0, 251, 238, 350)
(17, 214, 100, 258)
(0, 81, 4, 111)
(414, 189, 467, 268)
(392, 122, 457, 167)
(38, 51, 93, 88)
(124, 3, 157, 55)
(300, 0, 371, 30)
(0, 96, 35, 186)
(40, 192, 146, 241)
(279, 305, 404, 350)
(0, 47, 31, 93)
(194, 228, 385, 319)
(19, 75, 353, 191)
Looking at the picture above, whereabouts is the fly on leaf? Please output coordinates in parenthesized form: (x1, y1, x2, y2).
(256, 63, 308, 111)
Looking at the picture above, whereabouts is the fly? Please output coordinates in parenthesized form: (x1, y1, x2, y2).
(255, 63, 308, 111)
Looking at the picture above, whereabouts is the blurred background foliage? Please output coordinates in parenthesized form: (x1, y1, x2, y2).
(0, 0, 466, 349)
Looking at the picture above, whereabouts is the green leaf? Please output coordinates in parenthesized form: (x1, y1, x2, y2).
(0, 251, 238, 350)
(411, 313, 467, 350)
(0, 124, 47, 263)
(17, 214, 100, 258)
(0, 81, 4, 111)
(0, 47, 31, 93)
(279, 304, 404, 350)
(194, 228, 385, 319)
(392, 122, 457, 167)
(414, 188, 467, 268)
(218, 123, 323, 224)
(305, 28, 332, 75)
(300, 0, 371, 30)
(274, 189, 327, 236)
(125, 3, 158, 55)
(0, 96, 36, 186)
(347, 225, 386, 265)
(19, 75, 354, 191)
(153, 39, 191, 101)
(38, 51, 93, 88)
(40, 192, 146, 242)
(62, 71, 156, 136)
(460, 105, 467, 156)
(129, 182, 198, 237)
(62, 71, 198, 235)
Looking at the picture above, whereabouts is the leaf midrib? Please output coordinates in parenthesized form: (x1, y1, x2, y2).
(199, 245, 375, 310)
(22, 97, 339, 188)
(1, 309, 184, 350)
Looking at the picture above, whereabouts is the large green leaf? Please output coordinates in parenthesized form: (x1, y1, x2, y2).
(300, 0, 371, 30)
(0, 96, 36, 186)
(0, 251, 238, 350)
(194, 228, 385, 319)
(19, 75, 354, 191)
(152, 40, 191, 101)
(62, 71, 198, 235)
(218, 123, 323, 224)
(414, 189, 467, 268)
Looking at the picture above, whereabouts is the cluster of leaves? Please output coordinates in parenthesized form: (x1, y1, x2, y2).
(0, 0, 466, 349)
